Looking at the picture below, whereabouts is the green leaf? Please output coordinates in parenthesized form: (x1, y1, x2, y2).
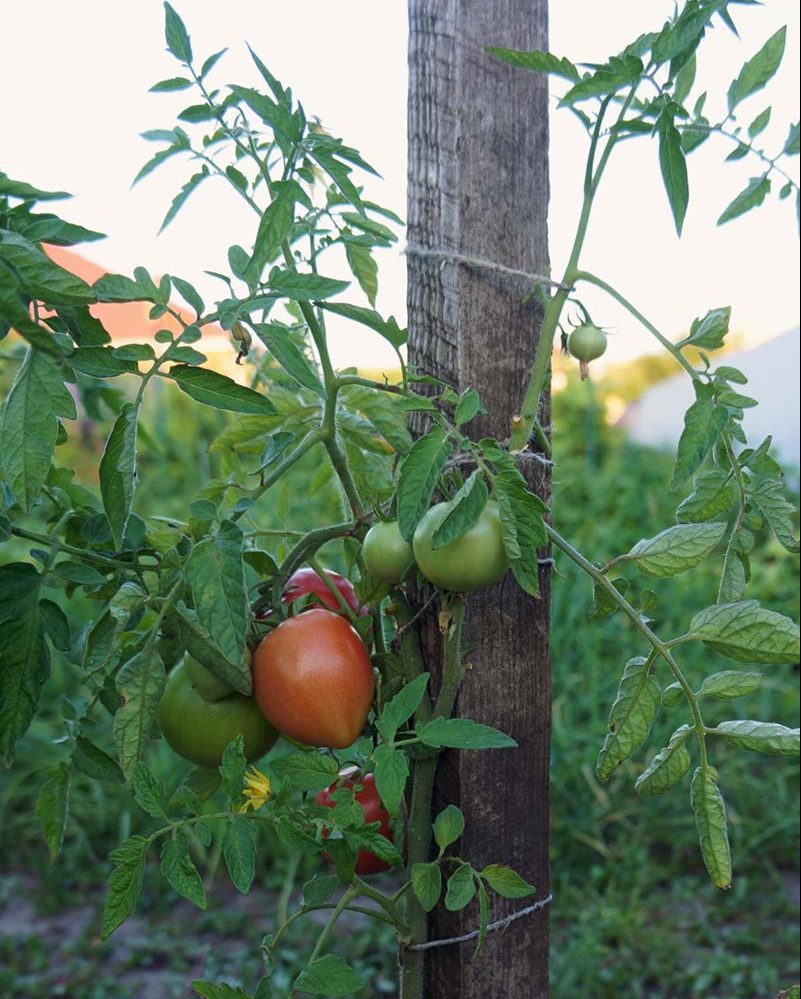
(161, 833, 207, 908)
(708, 719, 799, 757)
(192, 982, 251, 999)
(269, 752, 339, 792)
(159, 168, 209, 233)
(70, 346, 139, 377)
(676, 471, 736, 522)
(396, 428, 452, 541)
(0, 348, 76, 511)
(100, 402, 140, 548)
(445, 864, 476, 911)
(377, 673, 430, 742)
(493, 465, 548, 597)
(625, 521, 726, 576)
(113, 649, 166, 780)
(560, 55, 643, 105)
(293, 954, 366, 996)
(186, 521, 248, 671)
(411, 862, 442, 912)
(340, 383, 412, 454)
(671, 394, 728, 488)
(433, 804, 465, 851)
(36, 765, 70, 860)
(486, 47, 580, 81)
(750, 479, 799, 553)
(163, 2, 193, 63)
(150, 76, 192, 92)
(0, 231, 94, 305)
(168, 365, 276, 414)
(320, 302, 406, 349)
(688, 600, 800, 664)
(658, 108, 689, 235)
(635, 724, 693, 796)
(588, 577, 629, 621)
(73, 736, 124, 784)
(473, 881, 491, 959)
(266, 268, 349, 302)
(344, 242, 378, 307)
(131, 762, 168, 818)
(223, 816, 257, 893)
(698, 670, 762, 700)
(174, 602, 252, 696)
(220, 734, 247, 808)
(247, 182, 299, 282)
(481, 864, 536, 899)
(254, 324, 323, 395)
(727, 26, 786, 112)
(748, 106, 772, 138)
(432, 472, 489, 549)
(301, 874, 340, 908)
(690, 767, 732, 889)
(596, 656, 662, 781)
(0, 564, 48, 767)
(453, 388, 484, 426)
(418, 717, 516, 750)
(101, 835, 149, 937)
(682, 306, 731, 350)
(718, 175, 771, 225)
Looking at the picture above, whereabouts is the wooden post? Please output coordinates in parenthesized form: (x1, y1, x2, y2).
(407, 0, 551, 996)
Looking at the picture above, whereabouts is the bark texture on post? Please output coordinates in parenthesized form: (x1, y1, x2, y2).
(407, 1, 551, 996)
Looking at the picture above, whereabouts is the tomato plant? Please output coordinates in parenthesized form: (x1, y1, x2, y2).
(159, 658, 278, 768)
(316, 769, 394, 875)
(0, 4, 798, 998)
(252, 609, 375, 749)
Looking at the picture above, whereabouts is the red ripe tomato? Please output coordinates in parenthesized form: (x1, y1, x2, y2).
(315, 769, 392, 875)
(251, 608, 374, 749)
(282, 567, 368, 617)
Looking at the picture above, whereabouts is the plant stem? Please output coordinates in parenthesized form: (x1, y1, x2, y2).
(399, 601, 465, 999)
(305, 886, 359, 966)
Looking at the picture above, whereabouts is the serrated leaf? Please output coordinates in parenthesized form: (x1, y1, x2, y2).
(220, 734, 247, 808)
(560, 55, 643, 105)
(658, 108, 689, 235)
(193, 982, 251, 999)
(691, 767, 731, 889)
(396, 428, 452, 541)
(454, 388, 484, 426)
(432, 472, 489, 549)
(750, 479, 799, 553)
(340, 383, 412, 454)
(418, 717, 516, 750)
(73, 736, 124, 784)
(161, 834, 207, 908)
(445, 864, 476, 911)
(635, 724, 693, 796)
(164, 2, 192, 63)
(0, 564, 48, 767)
(411, 862, 442, 912)
(174, 602, 251, 695)
(433, 804, 465, 851)
(377, 673, 430, 742)
(486, 47, 580, 81)
(0, 231, 94, 305)
(36, 765, 70, 860)
(247, 183, 298, 282)
(293, 954, 366, 996)
(131, 762, 168, 818)
(671, 394, 727, 488)
(101, 835, 149, 938)
(597, 656, 662, 781)
(302, 874, 340, 908)
(269, 752, 339, 792)
(0, 348, 77, 511)
(688, 600, 800, 664)
(185, 521, 248, 670)
(718, 175, 771, 225)
(625, 521, 726, 576)
(748, 106, 772, 138)
(481, 864, 536, 899)
(727, 26, 786, 112)
(168, 365, 276, 414)
(494, 466, 548, 596)
(676, 471, 736, 522)
(683, 306, 731, 350)
(344, 242, 378, 306)
(113, 649, 166, 780)
(254, 324, 323, 395)
(588, 577, 629, 621)
(223, 816, 257, 893)
(100, 402, 139, 548)
(698, 670, 762, 700)
(709, 719, 799, 756)
(266, 268, 349, 302)
(320, 302, 406, 349)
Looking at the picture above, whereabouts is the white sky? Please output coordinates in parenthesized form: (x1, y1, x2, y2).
(2, 1, 799, 371)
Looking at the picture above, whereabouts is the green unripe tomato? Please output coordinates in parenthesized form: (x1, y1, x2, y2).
(412, 500, 508, 593)
(158, 659, 278, 768)
(184, 654, 234, 702)
(362, 521, 415, 583)
(568, 323, 607, 379)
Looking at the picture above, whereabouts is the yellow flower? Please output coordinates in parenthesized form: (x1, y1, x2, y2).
(240, 766, 272, 813)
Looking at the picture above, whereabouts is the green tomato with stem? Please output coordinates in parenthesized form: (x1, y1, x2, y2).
(412, 500, 508, 593)
(568, 323, 607, 380)
(362, 521, 415, 583)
